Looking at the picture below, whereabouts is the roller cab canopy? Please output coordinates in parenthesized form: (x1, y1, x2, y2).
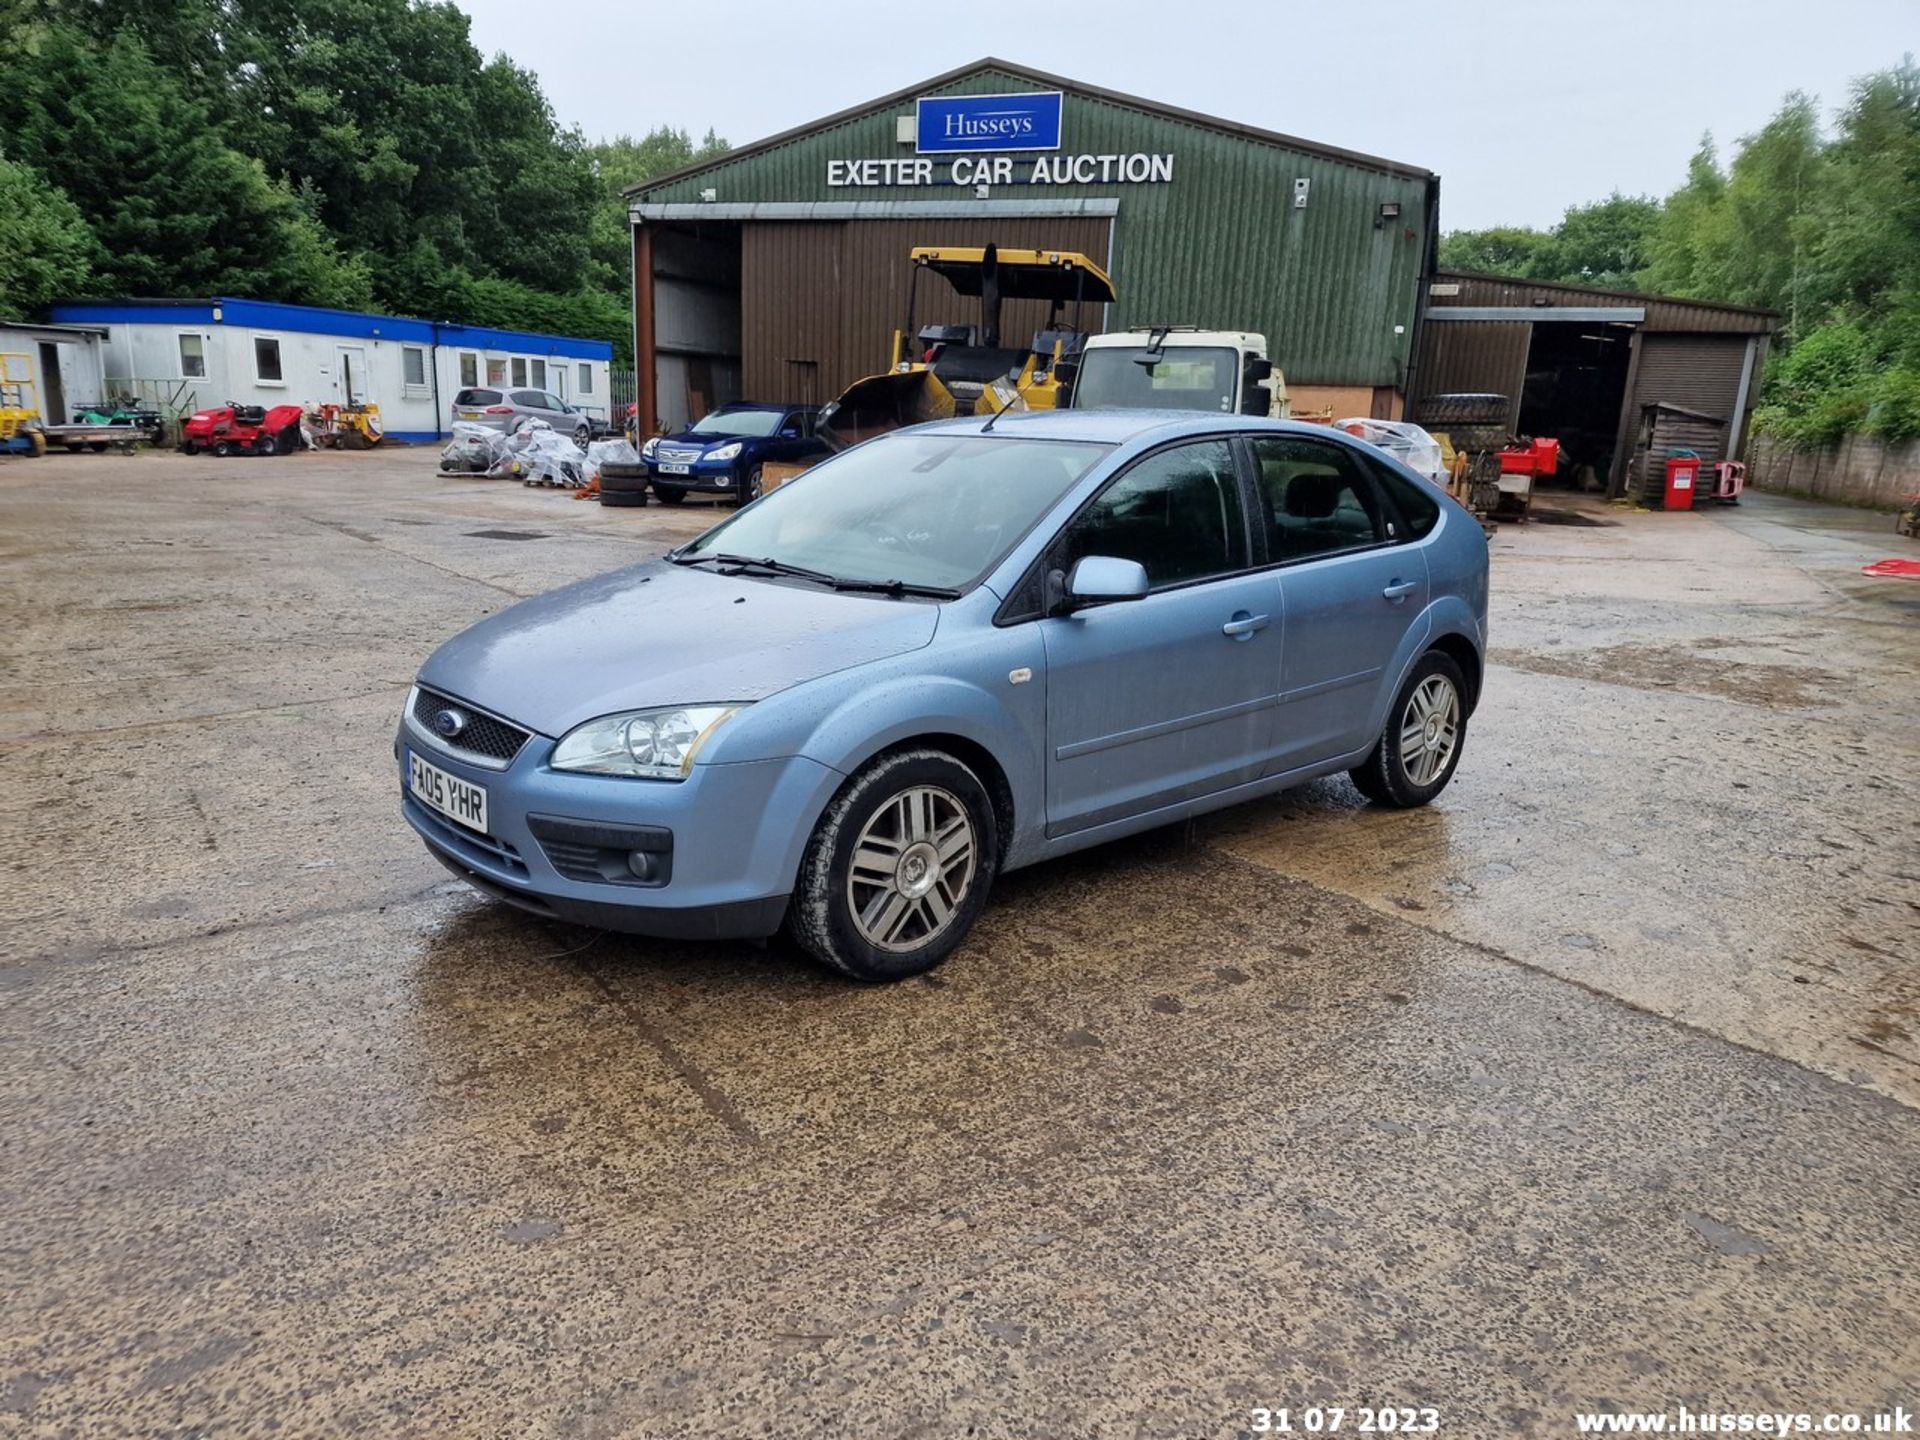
(910, 247, 1117, 305)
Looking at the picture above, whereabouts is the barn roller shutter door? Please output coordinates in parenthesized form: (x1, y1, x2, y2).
(1628, 335, 1748, 435)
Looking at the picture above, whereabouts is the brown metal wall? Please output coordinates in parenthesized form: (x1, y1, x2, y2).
(1431, 272, 1774, 336)
(1410, 320, 1531, 432)
(741, 217, 1113, 404)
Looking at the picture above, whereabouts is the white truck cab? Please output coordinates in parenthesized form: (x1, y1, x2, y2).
(1069, 329, 1288, 418)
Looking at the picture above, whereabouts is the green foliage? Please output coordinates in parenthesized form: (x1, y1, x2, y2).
(1440, 194, 1659, 290)
(1541, 194, 1661, 288)
(0, 150, 96, 317)
(0, 1, 733, 364)
(1439, 226, 1552, 276)
(0, 27, 372, 307)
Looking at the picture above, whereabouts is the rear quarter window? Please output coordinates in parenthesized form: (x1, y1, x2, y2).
(1369, 459, 1443, 540)
(455, 388, 501, 406)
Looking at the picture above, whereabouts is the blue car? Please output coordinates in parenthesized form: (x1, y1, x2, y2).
(399, 410, 1489, 981)
(641, 402, 827, 506)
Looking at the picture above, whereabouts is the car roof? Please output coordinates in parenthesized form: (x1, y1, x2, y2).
(907, 409, 1361, 446)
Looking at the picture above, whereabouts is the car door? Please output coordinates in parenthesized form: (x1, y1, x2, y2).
(506, 389, 545, 430)
(540, 392, 574, 431)
(1040, 437, 1281, 837)
(792, 408, 828, 458)
(1247, 435, 1431, 771)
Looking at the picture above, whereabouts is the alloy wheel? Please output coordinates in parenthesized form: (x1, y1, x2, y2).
(845, 785, 977, 953)
(1399, 675, 1460, 786)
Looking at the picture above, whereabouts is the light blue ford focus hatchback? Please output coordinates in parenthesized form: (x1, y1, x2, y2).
(399, 410, 1488, 980)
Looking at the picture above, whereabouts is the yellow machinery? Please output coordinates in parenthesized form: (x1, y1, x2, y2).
(818, 244, 1116, 449)
(309, 401, 384, 449)
(0, 353, 47, 457)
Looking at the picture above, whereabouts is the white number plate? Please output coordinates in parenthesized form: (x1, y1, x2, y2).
(659, 462, 691, 475)
(408, 750, 488, 834)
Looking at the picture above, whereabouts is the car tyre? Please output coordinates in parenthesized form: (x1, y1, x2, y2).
(574, 423, 591, 447)
(1350, 650, 1469, 808)
(787, 748, 999, 983)
(735, 463, 763, 507)
(652, 482, 685, 505)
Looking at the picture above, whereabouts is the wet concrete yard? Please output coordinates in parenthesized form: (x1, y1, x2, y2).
(4, 449, 1918, 1437)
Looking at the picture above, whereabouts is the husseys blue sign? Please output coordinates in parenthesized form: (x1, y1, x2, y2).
(916, 91, 1063, 154)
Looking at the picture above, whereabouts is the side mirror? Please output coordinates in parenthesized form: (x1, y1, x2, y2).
(1065, 555, 1150, 607)
(780, 427, 800, 438)
(1245, 357, 1274, 385)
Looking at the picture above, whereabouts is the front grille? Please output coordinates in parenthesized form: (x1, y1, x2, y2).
(412, 686, 531, 766)
(654, 444, 703, 463)
(405, 795, 530, 878)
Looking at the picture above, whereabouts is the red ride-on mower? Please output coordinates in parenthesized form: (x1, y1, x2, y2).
(180, 402, 305, 457)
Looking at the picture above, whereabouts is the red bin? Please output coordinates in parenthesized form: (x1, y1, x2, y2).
(1664, 457, 1698, 511)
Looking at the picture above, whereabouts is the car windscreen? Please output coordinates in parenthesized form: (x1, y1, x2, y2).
(678, 435, 1113, 591)
(688, 409, 784, 438)
(455, 388, 501, 406)
(1073, 347, 1239, 414)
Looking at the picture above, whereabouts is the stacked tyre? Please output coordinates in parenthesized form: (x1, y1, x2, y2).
(598, 460, 651, 508)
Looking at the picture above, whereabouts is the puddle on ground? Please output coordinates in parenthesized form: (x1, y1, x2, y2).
(1529, 508, 1619, 528)
(1499, 641, 1840, 710)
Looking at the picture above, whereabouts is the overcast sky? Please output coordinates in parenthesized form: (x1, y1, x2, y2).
(455, 0, 1912, 232)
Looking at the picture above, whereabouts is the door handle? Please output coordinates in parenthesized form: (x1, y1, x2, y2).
(1221, 612, 1271, 638)
(1382, 580, 1417, 601)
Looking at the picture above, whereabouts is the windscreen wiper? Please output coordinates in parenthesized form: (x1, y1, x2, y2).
(829, 577, 962, 600)
(670, 552, 839, 586)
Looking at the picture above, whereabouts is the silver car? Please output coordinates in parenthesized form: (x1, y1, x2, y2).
(451, 386, 593, 446)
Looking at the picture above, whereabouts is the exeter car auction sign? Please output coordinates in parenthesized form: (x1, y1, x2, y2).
(825, 154, 1175, 188)
(825, 90, 1174, 189)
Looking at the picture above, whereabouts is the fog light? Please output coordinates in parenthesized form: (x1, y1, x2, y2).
(627, 850, 658, 882)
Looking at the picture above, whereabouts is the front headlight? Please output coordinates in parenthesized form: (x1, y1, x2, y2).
(706, 441, 743, 462)
(640, 436, 660, 459)
(549, 704, 746, 779)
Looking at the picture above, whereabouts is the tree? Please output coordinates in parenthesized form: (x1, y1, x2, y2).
(1537, 193, 1661, 288)
(1640, 136, 1726, 297)
(0, 151, 96, 317)
(0, 27, 371, 307)
(1439, 225, 1552, 277)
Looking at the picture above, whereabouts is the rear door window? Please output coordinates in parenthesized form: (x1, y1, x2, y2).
(1248, 436, 1390, 562)
(509, 390, 545, 408)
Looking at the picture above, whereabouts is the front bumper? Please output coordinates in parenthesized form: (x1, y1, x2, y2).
(395, 712, 841, 940)
(645, 457, 739, 492)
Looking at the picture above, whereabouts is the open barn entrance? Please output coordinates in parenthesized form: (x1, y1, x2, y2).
(1516, 321, 1634, 492)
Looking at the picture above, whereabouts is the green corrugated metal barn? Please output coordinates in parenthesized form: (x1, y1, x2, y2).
(624, 58, 1438, 434)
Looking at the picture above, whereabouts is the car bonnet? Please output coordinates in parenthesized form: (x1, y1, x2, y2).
(416, 559, 940, 738)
